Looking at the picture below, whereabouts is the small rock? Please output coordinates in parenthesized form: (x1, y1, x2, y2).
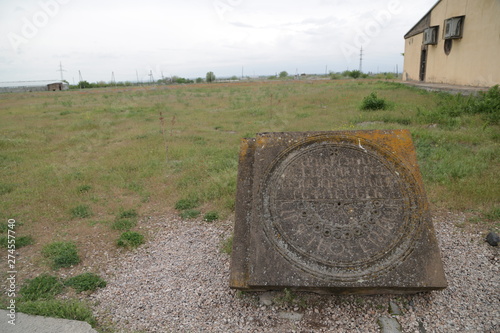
(418, 319, 427, 333)
(486, 232, 499, 246)
(259, 292, 273, 306)
(388, 301, 403, 316)
(377, 316, 402, 333)
(278, 312, 303, 321)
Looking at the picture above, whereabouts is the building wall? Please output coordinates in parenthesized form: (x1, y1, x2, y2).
(403, 0, 500, 87)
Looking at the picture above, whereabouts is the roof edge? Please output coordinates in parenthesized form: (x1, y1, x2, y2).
(404, 0, 442, 39)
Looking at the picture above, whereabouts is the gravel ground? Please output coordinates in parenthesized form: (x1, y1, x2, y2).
(91, 211, 499, 333)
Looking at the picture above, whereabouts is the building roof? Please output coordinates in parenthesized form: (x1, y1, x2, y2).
(0, 80, 64, 88)
(404, 0, 442, 39)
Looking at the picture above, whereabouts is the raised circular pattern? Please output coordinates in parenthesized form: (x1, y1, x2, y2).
(261, 135, 424, 282)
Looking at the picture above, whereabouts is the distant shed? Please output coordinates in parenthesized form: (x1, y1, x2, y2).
(47, 82, 63, 91)
(0, 81, 69, 93)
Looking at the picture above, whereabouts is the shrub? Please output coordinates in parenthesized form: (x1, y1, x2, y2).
(342, 70, 362, 79)
(42, 242, 80, 269)
(330, 73, 342, 80)
(65, 273, 107, 293)
(203, 211, 219, 222)
(116, 231, 144, 248)
(17, 299, 96, 327)
(19, 274, 64, 301)
(70, 205, 92, 219)
(361, 92, 388, 110)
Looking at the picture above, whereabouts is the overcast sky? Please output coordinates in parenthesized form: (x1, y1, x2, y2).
(0, 0, 437, 84)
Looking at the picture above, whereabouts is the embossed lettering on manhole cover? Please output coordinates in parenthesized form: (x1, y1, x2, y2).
(261, 135, 423, 282)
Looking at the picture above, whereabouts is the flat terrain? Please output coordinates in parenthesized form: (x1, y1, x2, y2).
(0, 79, 498, 331)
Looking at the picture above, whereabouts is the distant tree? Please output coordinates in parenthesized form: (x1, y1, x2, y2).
(230, 75, 239, 81)
(279, 71, 288, 78)
(349, 70, 362, 79)
(78, 80, 91, 89)
(206, 71, 216, 83)
(195, 77, 203, 83)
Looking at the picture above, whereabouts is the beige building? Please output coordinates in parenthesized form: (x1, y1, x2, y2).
(403, 0, 500, 87)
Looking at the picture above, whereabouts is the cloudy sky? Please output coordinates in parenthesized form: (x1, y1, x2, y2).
(0, 0, 437, 84)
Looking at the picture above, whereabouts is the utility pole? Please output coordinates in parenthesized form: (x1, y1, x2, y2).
(78, 70, 83, 89)
(111, 72, 116, 86)
(148, 70, 154, 84)
(359, 47, 363, 73)
(57, 62, 66, 81)
(136, 70, 140, 85)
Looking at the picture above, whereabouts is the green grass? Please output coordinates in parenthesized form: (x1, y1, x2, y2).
(116, 231, 145, 248)
(64, 273, 107, 293)
(118, 208, 138, 219)
(0, 235, 34, 248)
(17, 299, 96, 327)
(19, 274, 64, 301)
(70, 205, 92, 219)
(175, 198, 199, 210)
(111, 218, 136, 230)
(42, 241, 80, 269)
(0, 79, 498, 275)
(180, 209, 201, 219)
(204, 211, 219, 222)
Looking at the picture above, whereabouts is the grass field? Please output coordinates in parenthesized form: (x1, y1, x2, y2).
(0, 79, 498, 328)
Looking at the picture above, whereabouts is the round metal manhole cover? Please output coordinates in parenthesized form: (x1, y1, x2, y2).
(261, 135, 424, 282)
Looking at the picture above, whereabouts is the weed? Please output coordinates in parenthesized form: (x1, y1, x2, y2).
(180, 209, 201, 219)
(61, 100, 73, 107)
(70, 205, 92, 219)
(203, 211, 219, 222)
(0, 235, 34, 248)
(484, 207, 500, 220)
(465, 85, 500, 125)
(17, 299, 96, 327)
(116, 231, 145, 248)
(175, 198, 199, 210)
(19, 274, 64, 301)
(118, 208, 138, 219)
(360, 92, 389, 110)
(76, 185, 92, 193)
(111, 219, 136, 231)
(220, 235, 233, 255)
(42, 241, 80, 269)
(274, 288, 300, 306)
(0, 183, 15, 195)
(65, 273, 107, 292)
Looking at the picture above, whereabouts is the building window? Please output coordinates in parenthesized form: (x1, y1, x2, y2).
(423, 26, 439, 45)
(444, 16, 465, 39)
